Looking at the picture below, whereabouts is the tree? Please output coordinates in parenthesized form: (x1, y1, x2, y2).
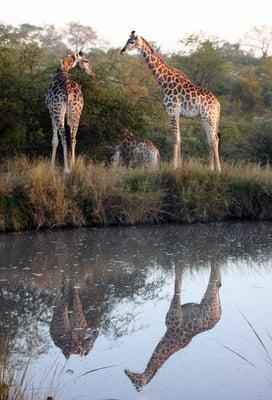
(40, 24, 68, 55)
(242, 25, 272, 58)
(231, 71, 263, 113)
(170, 33, 229, 93)
(65, 22, 98, 51)
(15, 23, 43, 45)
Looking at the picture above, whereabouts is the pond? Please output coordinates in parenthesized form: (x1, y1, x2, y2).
(1, 222, 272, 400)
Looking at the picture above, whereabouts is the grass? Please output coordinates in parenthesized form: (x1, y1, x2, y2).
(222, 311, 272, 370)
(0, 156, 272, 231)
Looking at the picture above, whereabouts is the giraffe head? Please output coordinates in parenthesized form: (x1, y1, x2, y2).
(75, 51, 96, 79)
(60, 52, 96, 79)
(120, 31, 143, 54)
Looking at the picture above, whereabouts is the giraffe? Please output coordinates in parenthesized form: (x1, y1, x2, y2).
(125, 263, 222, 391)
(112, 130, 160, 167)
(121, 32, 221, 172)
(46, 51, 95, 174)
(50, 278, 98, 359)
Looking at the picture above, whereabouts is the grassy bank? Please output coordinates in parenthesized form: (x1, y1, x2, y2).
(0, 157, 272, 232)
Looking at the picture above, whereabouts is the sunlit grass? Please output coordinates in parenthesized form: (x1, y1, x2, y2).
(1, 156, 272, 231)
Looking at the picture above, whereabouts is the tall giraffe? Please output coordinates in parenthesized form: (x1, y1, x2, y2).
(46, 52, 95, 174)
(121, 32, 221, 172)
(125, 263, 222, 391)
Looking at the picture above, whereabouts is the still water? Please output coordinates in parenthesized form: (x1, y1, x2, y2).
(1, 222, 272, 400)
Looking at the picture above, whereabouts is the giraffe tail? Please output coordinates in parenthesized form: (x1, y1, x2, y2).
(64, 116, 72, 159)
(217, 131, 221, 153)
(124, 369, 147, 392)
(216, 101, 221, 150)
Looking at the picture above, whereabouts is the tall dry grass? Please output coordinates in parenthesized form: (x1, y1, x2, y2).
(1, 157, 272, 231)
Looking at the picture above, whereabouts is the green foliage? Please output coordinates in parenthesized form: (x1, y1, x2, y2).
(246, 119, 272, 164)
(170, 34, 230, 94)
(1, 22, 272, 164)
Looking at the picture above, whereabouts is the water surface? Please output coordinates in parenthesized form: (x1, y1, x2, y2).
(1, 222, 272, 400)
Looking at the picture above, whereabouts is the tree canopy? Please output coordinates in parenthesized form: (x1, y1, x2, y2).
(0, 22, 272, 164)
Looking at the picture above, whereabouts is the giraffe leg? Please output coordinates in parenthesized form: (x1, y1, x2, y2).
(70, 123, 79, 169)
(209, 143, 215, 171)
(209, 128, 221, 172)
(59, 126, 70, 174)
(166, 263, 183, 328)
(170, 114, 181, 168)
(68, 106, 81, 170)
(200, 262, 222, 317)
(51, 120, 59, 168)
(202, 119, 221, 172)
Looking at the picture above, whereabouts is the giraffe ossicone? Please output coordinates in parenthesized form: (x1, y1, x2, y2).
(121, 31, 221, 172)
(46, 52, 95, 174)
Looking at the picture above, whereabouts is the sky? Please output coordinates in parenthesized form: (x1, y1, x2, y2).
(2, 0, 272, 51)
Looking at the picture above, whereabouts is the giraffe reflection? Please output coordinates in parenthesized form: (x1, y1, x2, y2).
(50, 279, 98, 359)
(125, 263, 222, 391)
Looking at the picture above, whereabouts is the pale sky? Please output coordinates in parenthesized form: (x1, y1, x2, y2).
(2, 0, 272, 51)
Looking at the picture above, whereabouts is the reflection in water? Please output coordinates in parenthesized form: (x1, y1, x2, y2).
(125, 263, 222, 391)
(1, 223, 272, 400)
(50, 279, 98, 359)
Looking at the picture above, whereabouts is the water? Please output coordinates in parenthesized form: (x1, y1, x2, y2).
(1, 222, 272, 400)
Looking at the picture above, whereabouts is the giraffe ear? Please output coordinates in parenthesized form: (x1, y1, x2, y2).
(130, 30, 138, 39)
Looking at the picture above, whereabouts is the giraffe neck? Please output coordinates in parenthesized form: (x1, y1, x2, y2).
(139, 38, 190, 88)
(143, 332, 191, 384)
(54, 68, 69, 81)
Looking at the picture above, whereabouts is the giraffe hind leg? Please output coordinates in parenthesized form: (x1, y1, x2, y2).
(59, 125, 70, 174)
(67, 105, 81, 169)
(51, 119, 59, 167)
(202, 119, 221, 172)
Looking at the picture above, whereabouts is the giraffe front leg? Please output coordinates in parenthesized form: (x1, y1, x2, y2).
(170, 114, 181, 169)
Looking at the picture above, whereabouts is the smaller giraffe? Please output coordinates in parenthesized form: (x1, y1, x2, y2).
(46, 51, 95, 174)
(112, 130, 160, 167)
(50, 278, 98, 359)
(125, 263, 222, 391)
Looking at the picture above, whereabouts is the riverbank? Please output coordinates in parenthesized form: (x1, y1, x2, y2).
(0, 157, 272, 232)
